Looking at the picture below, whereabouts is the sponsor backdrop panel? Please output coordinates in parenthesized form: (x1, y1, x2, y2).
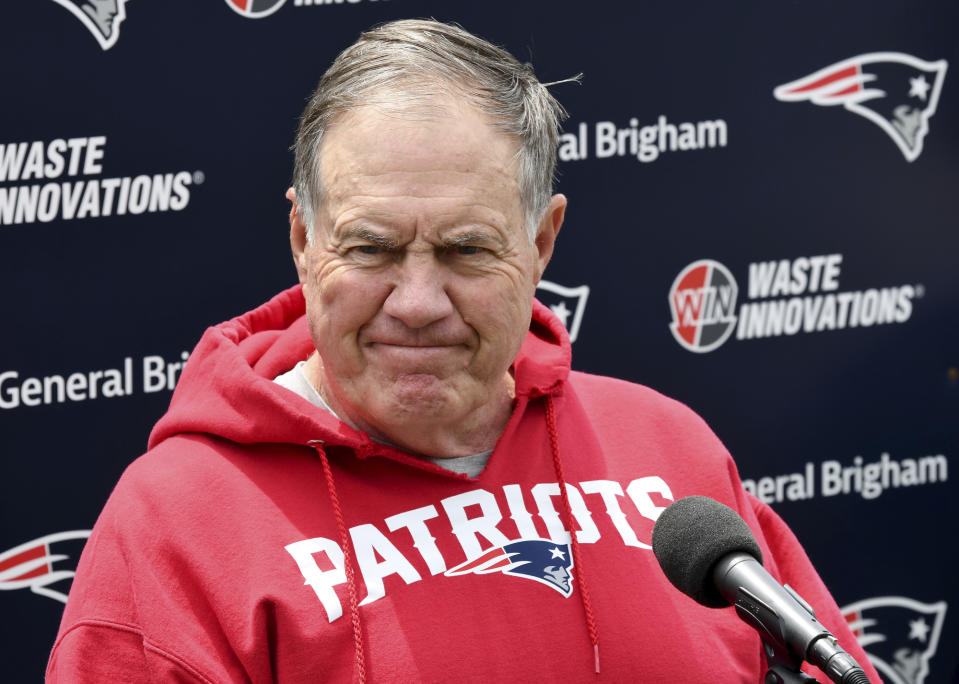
(1, 2, 955, 681)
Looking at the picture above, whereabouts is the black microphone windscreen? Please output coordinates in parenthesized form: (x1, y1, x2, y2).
(651, 495, 763, 608)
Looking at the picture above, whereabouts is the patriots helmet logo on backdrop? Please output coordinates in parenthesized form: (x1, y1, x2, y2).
(49, 0, 129, 50)
(445, 539, 575, 597)
(536, 280, 590, 344)
(0, 531, 91, 604)
(774, 52, 948, 161)
(841, 596, 947, 684)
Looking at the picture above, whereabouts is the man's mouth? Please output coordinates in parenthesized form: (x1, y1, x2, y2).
(367, 341, 467, 367)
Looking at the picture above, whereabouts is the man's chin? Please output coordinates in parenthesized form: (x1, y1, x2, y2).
(359, 374, 481, 433)
(387, 374, 456, 412)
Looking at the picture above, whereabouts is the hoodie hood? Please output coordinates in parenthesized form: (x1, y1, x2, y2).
(149, 284, 571, 453)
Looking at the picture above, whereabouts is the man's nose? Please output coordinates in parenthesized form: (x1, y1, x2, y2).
(381, 254, 454, 329)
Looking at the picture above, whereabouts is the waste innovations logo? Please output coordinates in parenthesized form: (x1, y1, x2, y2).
(668, 254, 922, 353)
(224, 0, 386, 19)
(668, 260, 738, 353)
(842, 596, 947, 684)
(774, 53, 947, 162)
(49, 0, 129, 50)
(0, 135, 205, 227)
(224, 0, 287, 18)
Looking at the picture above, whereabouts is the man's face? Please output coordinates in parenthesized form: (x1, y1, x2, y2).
(290, 98, 563, 453)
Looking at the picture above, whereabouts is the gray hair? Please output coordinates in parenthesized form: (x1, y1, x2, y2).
(292, 19, 573, 243)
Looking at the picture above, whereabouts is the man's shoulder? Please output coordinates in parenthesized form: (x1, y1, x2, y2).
(112, 434, 303, 513)
(567, 369, 653, 393)
(566, 370, 700, 419)
(563, 370, 725, 454)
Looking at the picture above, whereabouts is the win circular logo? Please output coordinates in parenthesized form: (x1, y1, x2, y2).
(668, 260, 739, 353)
(224, 0, 287, 19)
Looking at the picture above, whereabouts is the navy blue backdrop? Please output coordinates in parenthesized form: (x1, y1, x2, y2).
(2, 2, 956, 682)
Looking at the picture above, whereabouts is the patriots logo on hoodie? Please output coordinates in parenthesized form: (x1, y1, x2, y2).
(774, 52, 947, 161)
(841, 596, 947, 684)
(445, 539, 575, 598)
(0, 531, 91, 604)
(49, 0, 129, 50)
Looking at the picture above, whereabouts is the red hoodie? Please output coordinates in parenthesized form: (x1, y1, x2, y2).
(48, 285, 880, 683)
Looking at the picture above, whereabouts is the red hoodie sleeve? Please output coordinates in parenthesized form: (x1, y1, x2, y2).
(46, 463, 232, 684)
(748, 495, 883, 684)
(47, 543, 212, 682)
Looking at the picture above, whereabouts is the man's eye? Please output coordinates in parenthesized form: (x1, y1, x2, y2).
(455, 245, 480, 255)
(356, 245, 381, 255)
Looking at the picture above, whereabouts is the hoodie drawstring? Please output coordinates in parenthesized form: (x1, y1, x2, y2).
(545, 395, 601, 674)
(309, 397, 598, 682)
(310, 440, 368, 684)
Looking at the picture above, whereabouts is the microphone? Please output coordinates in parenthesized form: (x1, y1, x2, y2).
(651, 496, 871, 684)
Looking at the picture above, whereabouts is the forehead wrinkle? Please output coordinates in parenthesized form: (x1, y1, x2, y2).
(317, 103, 527, 241)
(318, 106, 522, 189)
(329, 166, 519, 198)
(319, 176, 519, 224)
(330, 193, 518, 234)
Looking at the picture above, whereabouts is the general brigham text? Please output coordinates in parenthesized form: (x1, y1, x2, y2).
(0, 352, 189, 409)
(742, 453, 948, 503)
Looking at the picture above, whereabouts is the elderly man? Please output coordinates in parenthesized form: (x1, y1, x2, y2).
(48, 19, 878, 683)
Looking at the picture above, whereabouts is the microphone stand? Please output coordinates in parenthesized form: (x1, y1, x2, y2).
(759, 634, 818, 684)
(766, 665, 818, 684)
(717, 553, 870, 684)
(728, 581, 818, 683)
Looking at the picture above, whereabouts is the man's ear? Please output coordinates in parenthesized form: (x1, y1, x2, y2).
(287, 187, 309, 284)
(533, 194, 566, 283)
